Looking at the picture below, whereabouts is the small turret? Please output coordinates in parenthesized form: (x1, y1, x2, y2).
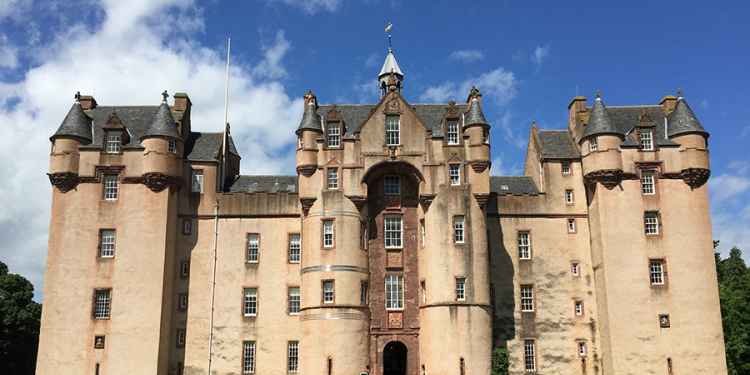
(580, 93, 624, 189)
(48, 92, 92, 192)
(667, 93, 710, 188)
(378, 48, 404, 97)
(140, 91, 182, 191)
(463, 87, 491, 174)
(296, 90, 322, 179)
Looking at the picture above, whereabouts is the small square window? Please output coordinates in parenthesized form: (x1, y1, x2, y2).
(562, 161, 571, 176)
(574, 300, 584, 316)
(94, 335, 106, 349)
(589, 137, 598, 152)
(455, 277, 466, 301)
(449, 164, 461, 186)
(384, 175, 400, 195)
(322, 280, 335, 304)
(659, 313, 671, 328)
(565, 189, 575, 205)
(327, 168, 339, 189)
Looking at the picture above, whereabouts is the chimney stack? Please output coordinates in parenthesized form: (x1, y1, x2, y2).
(660, 95, 678, 114)
(78, 95, 97, 110)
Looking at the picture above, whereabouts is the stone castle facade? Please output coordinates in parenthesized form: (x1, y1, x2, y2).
(37, 49, 727, 375)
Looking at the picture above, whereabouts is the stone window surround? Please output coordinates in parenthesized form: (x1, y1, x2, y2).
(288, 233, 301, 264)
(242, 287, 258, 318)
(518, 230, 532, 260)
(246, 233, 260, 264)
(322, 218, 335, 249)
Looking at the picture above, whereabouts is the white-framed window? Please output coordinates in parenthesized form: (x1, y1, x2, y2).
(384, 175, 400, 195)
(641, 170, 656, 195)
(385, 115, 400, 146)
(640, 130, 654, 151)
(99, 229, 116, 258)
(518, 232, 531, 260)
(176, 328, 186, 348)
(322, 220, 334, 248)
(327, 168, 338, 190)
(287, 341, 299, 373)
(446, 120, 460, 145)
(523, 340, 536, 372)
(243, 288, 257, 317)
(288, 233, 301, 263)
(242, 341, 256, 374)
(93, 289, 112, 319)
(578, 341, 588, 357)
(562, 161, 571, 176)
(360, 281, 368, 305)
(454, 216, 465, 244)
(589, 137, 598, 152)
(455, 277, 466, 301)
(650, 259, 666, 285)
(246, 234, 259, 263)
(644, 212, 660, 235)
(520, 285, 534, 312)
(178, 293, 188, 311)
(105, 131, 121, 154)
(288, 287, 300, 314)
(571, 262, 580, 277)
(567, 218, 576, 233)
(191, 170, 204, 193)
(326, 123, 341, 148)
(322, 280, 335, 304)
(449, 164, 461, 186)
(565, 189, 575, 204)
(574, 300, 584, 316)
(168, 139, 177, 154)
(384, 216, 403, 249)
(385, 274, 404, 310)
(102, 174, 119, 200)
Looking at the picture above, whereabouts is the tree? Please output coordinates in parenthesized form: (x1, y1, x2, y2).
(491, 346, 509, 375)
(716, 247, 750, 375)
(0, 261, 42, 374)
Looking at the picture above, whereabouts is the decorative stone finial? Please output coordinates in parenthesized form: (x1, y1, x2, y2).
(676, 88, 684, 100)
(74, 91, 81, 103)
(468, 86, 481, 102)
(161, 90, 169, 103)
(303, 90, 317, 107)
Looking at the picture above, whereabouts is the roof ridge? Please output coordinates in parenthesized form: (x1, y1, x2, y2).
(606, 105, 662, 109)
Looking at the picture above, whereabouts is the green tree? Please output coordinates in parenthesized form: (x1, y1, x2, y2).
(0, 261, 42, 374)
(491, 346, 509, 375)
(716, 247, 750, 375)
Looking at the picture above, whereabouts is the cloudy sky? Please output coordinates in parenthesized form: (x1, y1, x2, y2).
(0, 0, 748, 300)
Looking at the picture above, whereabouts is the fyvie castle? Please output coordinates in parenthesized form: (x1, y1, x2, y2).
(37, 47, 727, 375)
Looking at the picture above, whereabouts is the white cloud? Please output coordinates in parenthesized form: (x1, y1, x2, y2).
(0, 0, 32, 21)
(449, 49, 484, 62)
(531, 45, 550, 68)
(710, 163, 750, 256)
(490, 154, 521, 176)
(709, 174, 750, 204)
(0, 0, 302, 299)
(0, 34, 19, 68)
(419, 67, 517, 105)
(253, 30, 292, 79)
(264, 0, 342, 14)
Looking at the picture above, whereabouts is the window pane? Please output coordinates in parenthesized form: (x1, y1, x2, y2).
(191, 170, 203, 193)
(650, 260, 665, 285)
(520, 285, 534, 312)
(247, 234, 259, 263)
(94, 289, 111, 319)
(385, 115, 400, 146)
(287, 341, 299, 373)
(449, 164, 460, 185)
(323, 220, 334, 248)
(384, 175, 400, 195)
(641, 171, 656, 195)
(447, 120, 459, 145)
(385, 274, 404, 310)
(518, 232, 531, 260)
(100, 229, 116, 257)
(327, 168, 338, 189)
(103, 175, 119, 200)
(454, 216, 465, 243)
(243, 341, 256, 374)
(289, 234, 301, 263)
(455, 277, 466, 301)
(524, 340, 536, 371)
(644, 212, 659, 235)
(326, 123, 341, 148)
(322, 280, 334, 303)
(640, 130, 654, 150)
(243, 288, 257, 316)
(288, 287, 300, 314)
(105, 132, 121, 153)
(384, 216, 402, 249)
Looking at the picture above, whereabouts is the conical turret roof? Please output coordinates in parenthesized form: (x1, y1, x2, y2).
(582, 95, 619, 139)
(296, 90, 322, 134)
(667, 98, 707, 138)
(51, 102, 92, 143)
(464, 88, 489, 127)
(378, 49, 404, 78)
(142, 101, 180, 140)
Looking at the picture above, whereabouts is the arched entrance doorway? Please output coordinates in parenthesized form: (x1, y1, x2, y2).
(383, 341, 408, 375)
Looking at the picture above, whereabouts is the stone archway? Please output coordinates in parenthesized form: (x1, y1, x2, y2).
(383, 341, 408, 375)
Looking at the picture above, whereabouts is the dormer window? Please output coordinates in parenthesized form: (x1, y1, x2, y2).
(385, 115, 400, 146)
(105, 131, 122, 154)
(639, 130, 654, 151)
(446, 120, 460, 145)
(326, 123, 341, 148)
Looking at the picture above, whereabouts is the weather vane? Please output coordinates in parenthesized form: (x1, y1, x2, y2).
(385, 21, 393, 50)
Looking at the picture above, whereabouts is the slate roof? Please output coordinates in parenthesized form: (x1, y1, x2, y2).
(52, 103, 93, 143)
(606, 106, 679, 147)
(185, 132, 239, 162)
(297, 100, 323, 133)
(667, 99, 707, 137)
(582, 97, 617, 138)
(142, 102, 180, 140)
(464, 100, 489, 127)
(82, 105, 160, 148)
(228, 175, 298, 193)
(315, 103, 469, 136)
(537, 130, 580, 159)
(490, 176, 540, 195)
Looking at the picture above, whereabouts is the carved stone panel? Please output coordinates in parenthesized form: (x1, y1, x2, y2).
(387, 311, 403, 329)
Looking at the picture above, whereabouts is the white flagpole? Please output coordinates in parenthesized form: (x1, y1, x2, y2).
(220, 37, 231, 190)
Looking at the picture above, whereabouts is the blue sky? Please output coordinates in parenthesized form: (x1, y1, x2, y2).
(0, 0, 748, 299)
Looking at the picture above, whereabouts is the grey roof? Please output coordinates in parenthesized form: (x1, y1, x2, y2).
(582, 97, 618, 138)
(538, 130, 580, 159)
(606, 106, 679, 147)
(464, 100, 489, 127)
(667, 99, 707, 137)
(186, 132, 239, 162)
(52, 103, 93, 143)
(228, 175, 297, 193)
(82, 105, 160, 148)
(490, 176, 540, 195)
(315, 103, 468, 137)
(142, 102, 180, 140)
(297, 101, 322, 133)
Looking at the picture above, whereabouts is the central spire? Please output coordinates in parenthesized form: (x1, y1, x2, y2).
(378, 22, 404, 97)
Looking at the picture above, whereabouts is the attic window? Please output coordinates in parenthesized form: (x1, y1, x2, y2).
(326, 123, 341, 148)
(105, 131, 122, 154)
(446, 120, 460, 145)
(500, 184, 509, 191)
(639, 130, 654, 151)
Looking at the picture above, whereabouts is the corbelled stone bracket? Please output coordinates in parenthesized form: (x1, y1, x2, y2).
(474, 193, 491, 210)
(680, 168, 710, 189)
(48, 172, 79, 193)
(141, 172, 182, 192)
(296, 165, 316, 177)
(300, 198, 316, 217)
(470, 160, 490, 173)
(584, 169, 624, 190)
(419, 194, 435, 212)
(346, 195, 367, 211)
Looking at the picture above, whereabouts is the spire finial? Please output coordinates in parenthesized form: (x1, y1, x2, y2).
(676, 88, 684, 100)
(385, 22, 393, 51)
(161, 90, 169, 103)
(74, 91, 81, 103)
(595, 90, 602, 101)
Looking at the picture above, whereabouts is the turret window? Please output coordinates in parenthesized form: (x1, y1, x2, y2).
(385, 274, 404, 310)
(326, 123, 341, 148)
(644, 211, 660, 235)
(520, 285, 534, 312)
(641, 170, 656, 195)
(523, 340, 536, 372)
(385, 115, 400, 146)
(384, 216, 403, 249)
(105, 131, 122, 153)
(449, 164, 461, 185)
(446, 120, 460, 145)
(168, 139, 177, 154)
(327, 168, 338, 189)
(102, 174, 119, 200)
(639, 130, 654, 151)
(243, 288, 257, 316)
(453, 216, 465, 244)
(322, 280, 335, 303)
(589, 137, 598, 152)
